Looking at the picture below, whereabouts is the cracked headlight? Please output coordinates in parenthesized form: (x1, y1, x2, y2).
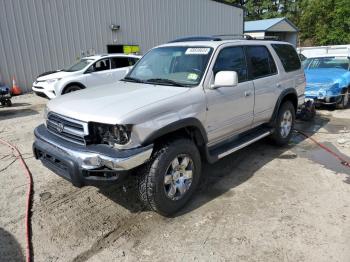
(92, 123, 132, 147)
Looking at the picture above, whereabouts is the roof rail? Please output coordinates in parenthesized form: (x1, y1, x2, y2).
(253, 36, 281, 41)
(169, 34, 255, 43)
(213, 34, 254, 40)
(168, 36, 222, 43)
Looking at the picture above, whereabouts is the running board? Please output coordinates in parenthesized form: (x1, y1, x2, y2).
(206, 127, 272, 163)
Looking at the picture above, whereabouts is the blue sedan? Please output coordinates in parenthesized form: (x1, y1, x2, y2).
(303, 55, 350, 108)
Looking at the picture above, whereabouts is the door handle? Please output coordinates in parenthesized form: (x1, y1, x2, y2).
(244, 91, 252, 97)
(276, 83, 282, 88)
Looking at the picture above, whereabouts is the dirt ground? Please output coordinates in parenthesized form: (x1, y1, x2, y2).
(0, 94, 350, 262)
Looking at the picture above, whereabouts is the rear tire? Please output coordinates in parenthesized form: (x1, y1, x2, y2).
(63, 85, 82, 94)
(336, 89, 349, 109)
(270, 101, 295, 146)
(137, 139, 201, 216)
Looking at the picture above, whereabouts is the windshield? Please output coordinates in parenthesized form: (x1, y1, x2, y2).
(125, 46, 213, 87)
(303, 57, 350, 70)
(62, 59, 94, 72)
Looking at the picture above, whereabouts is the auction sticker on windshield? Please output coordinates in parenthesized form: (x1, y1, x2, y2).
(185, 48, 210, 55)
(187, 73, 199, 80)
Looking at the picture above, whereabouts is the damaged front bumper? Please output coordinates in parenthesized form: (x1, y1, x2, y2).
(305, 89, 344, 105)
(33, 124, 153, 187)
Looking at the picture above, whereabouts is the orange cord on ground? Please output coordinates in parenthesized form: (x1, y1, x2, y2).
(0, 138, 32, 262)
(295, 130, 350, 168)
(0, 130, 348, 262)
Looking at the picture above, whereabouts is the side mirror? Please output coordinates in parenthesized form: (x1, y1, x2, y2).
(211, 71, 238, 89)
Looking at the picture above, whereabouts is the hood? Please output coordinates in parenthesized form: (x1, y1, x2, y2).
(47, 81, 190, 124)
(37, 70, 80, 81)
(305, 68, 350, 91)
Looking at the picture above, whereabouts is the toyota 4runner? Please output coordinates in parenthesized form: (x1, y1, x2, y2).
(33, 37, 305, 216)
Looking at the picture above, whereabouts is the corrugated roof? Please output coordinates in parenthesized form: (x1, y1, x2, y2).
(211, 0, 244, 9)
(245, 17, 298, 32)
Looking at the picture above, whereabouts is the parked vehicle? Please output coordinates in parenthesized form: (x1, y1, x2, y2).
(297, 45, 350, 58)
(33, 37, 305, 215)
(32, 54, 141, 99)
(0, 84, 11, 107)
(303, 55, 350, 108)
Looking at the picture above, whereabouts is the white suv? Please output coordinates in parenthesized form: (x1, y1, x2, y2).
(32, 54, 140, 99)
(33, 37, 305, 215)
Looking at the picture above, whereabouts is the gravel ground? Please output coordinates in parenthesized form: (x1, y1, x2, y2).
(0, 94, 350, 262)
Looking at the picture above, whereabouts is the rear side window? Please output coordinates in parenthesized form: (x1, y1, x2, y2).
(272, 44, 301, 72)
(213, 46, 248, 82)
(111, 57, 132, 69)
(246, 46, 277, 79)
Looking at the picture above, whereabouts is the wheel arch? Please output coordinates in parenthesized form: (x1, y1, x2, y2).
(270, 88, 298, 125)
(62, 82, 86, 94)
(142, 118, 208, 157)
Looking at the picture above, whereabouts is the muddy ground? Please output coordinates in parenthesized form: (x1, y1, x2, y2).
(0, 94, 350, 262)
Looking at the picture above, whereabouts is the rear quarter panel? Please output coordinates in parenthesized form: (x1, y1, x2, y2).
(268, 44, 305, 107)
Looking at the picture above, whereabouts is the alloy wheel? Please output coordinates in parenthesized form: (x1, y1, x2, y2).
(164, 154, 194, 201)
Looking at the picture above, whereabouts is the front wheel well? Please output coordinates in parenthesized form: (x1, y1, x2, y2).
(62, 82, 86, 94)
(152, 126, 207, 159)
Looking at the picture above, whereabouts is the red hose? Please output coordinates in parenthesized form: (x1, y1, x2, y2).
(0, 138, 32, 262)
(295, 130, 350, 168)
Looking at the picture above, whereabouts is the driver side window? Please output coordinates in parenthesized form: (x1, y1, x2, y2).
(90, 58, 110, 72)
(213, 46, 248, 82)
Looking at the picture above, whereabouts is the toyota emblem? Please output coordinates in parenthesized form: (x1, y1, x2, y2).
(56, 122, 64, 133)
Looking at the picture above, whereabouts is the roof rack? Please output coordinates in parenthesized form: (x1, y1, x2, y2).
(253, 36, 281, 41)
(213, 34, 254, 40)
(169, 34, 254, 43)
(168, 36, 222, 43)
(168, 34, 287, 43)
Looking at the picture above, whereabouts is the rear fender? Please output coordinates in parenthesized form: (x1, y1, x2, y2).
(269, 88, 298, 125)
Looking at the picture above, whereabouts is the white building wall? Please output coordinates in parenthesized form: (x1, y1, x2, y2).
(0, 0, 243, 92)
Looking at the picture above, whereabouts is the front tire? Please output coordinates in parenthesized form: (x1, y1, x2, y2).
(270, 101, 295, 146)
(336, 89, 349, 109)
(63, 85, 82, 94)
(138, 139, 201, 216)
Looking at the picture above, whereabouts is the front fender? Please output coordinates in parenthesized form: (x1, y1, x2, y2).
(141, 117, 208, 145)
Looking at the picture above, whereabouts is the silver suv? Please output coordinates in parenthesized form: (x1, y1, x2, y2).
(33, 37, 305, 215)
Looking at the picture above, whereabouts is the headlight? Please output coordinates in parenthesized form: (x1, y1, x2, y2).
(45, 78, 61, 84)
(92, 123, 132, 146)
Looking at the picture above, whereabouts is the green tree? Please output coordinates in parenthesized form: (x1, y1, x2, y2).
(299, 0, 350, 45)
(224, 0, 291, 21)
(223, 0, 350, 45)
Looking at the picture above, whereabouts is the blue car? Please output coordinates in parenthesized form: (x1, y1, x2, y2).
(303, 55, 350, 108)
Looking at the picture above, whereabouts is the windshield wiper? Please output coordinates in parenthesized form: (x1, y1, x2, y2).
(121, 76, 145, 83)
(145, 78, 185, 87)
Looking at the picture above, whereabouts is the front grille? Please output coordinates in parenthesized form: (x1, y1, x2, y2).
(46, 113, 89, 145)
